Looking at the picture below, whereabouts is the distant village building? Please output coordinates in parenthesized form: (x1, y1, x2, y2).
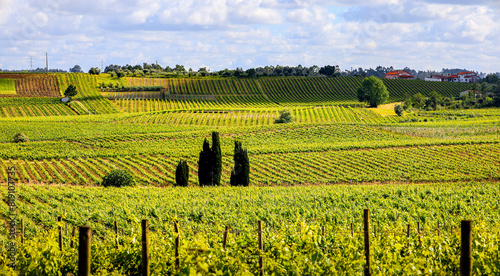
(384, 70, 414, 80)
(425, 72, 479, 83)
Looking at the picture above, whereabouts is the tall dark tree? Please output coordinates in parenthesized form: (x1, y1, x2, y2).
(211, 131, 222, 186)
(198, 132, 222, 186)
(198, 139, 212, 186)
(230, 141, 250, 187)
(175, 160, 189, 187)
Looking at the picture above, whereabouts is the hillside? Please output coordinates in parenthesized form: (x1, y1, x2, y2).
(0, 73, 471, 117)
(108, 76, 472, 112)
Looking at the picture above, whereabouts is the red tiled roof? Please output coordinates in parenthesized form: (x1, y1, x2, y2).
(385, 70, 413, 77)
(458, 71, 474, 75)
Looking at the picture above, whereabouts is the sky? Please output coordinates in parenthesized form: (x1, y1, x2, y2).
(1, 0, 499, 73)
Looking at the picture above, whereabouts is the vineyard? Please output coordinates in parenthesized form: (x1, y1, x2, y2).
(0, 142, 498, 186)
(0, 79, 16, 95)
(56, 73, 118, 115)
(0, 74, 60, 97)
(0, 72, 497, 274)
(106, 77, 471, 112)
(0, 73, 115, 117)
(0, 182, 499, 274)
(0, 98, 81, 117)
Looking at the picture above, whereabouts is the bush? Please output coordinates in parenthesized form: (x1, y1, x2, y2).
(14, 132, 29, 143)
(175, 160, 189, 187)
(275, 109, 293, 124)
(394, 104, 404, 116)
(101, 169, 135, 187)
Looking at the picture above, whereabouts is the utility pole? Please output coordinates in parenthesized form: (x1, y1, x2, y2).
(29, 56, 33, 71)
(100, 60, 104, 72)
(45, 52, 48, 74)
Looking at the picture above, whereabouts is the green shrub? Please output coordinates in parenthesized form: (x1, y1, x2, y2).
(394, 104, 404, 116)
(14, 132, 29, 143)
(101, 169, 135, 187)
(274, 109, 293, 124)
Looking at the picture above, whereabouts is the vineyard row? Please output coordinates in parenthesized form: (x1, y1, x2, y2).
(1, 143, 499, 186)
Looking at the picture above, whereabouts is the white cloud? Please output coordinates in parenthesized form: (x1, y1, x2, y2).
(0, 0, 499, 73)
(0, 0, 13, 24)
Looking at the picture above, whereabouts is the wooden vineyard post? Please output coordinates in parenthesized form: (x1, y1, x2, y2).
(322, 225, 325, 237)
(258, 220, 264, 276)
(142, 220, 150, 276)
(58, 216, 63, 251)
(114, 221, 119, 249)
(438, 222, 440, 237)
(174, 221, 180, 270)
(21, 219, 24, 244)
(78, 226, 91, 276)
(407, 224, 410, 238)
(71, 226, 76, 248)
(223, 225, 229, 250)
(417, 222, 422, 246)
(363, 209, 371, 276)
(460, 220, 472, 276)
(351, 223, 354, 237)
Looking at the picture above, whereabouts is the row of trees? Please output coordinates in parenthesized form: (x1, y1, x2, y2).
(102, 63, 342, 78)
(100, 63, 498, 80)
(175, 132, 250, 187)
(403, 89, 500, 111)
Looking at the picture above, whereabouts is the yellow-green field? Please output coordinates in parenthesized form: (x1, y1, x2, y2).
(0, 79, 16, 94)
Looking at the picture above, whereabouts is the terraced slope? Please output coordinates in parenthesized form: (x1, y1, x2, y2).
(56, 73, 117, 114)
(108, 77, 472, 112)
(0, 73, 60, 97)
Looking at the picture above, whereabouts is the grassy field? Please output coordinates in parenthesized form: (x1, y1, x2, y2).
(0, 73, 498, 274)
(0, 79, 16, 94)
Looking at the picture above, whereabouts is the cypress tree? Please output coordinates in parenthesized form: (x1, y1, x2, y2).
(198, 139, 212, 186)
(198, 131, 223, 186)
(211, 131, 222, 186)
(175, 160, 189, 187)
(230, 141, 250, 186)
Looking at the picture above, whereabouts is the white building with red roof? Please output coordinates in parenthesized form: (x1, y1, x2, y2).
(425, 72, 479, 83)
(457, 72, 479, 83)
(384, 70, 414, 80)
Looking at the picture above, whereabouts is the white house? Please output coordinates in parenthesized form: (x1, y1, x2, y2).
(457, 72, 479, 83)
(425, 72, 479, 83)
